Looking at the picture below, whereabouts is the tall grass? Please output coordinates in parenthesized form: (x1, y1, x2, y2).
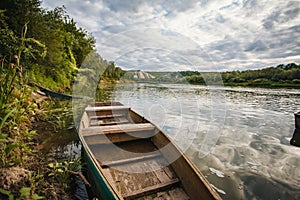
(0, 57, 37, 167)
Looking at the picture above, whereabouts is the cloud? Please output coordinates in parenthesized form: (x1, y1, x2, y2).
(262, 1, 300, 30)
(42, 0, 300, 71)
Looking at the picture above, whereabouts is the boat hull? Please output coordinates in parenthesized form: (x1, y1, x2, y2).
(82, 148, 116, 200)
(79, 102, 221, 200)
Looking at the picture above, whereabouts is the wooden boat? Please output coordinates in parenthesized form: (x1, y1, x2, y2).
(29, 81, 73, 100)
(29, 81, 90, 100)
(79, 102, 221, 200)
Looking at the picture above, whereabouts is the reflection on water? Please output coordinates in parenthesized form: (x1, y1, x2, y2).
(49, 83, 299, 199)
(36, 127, 80, 156)
(108, 83, 300, 200)
(96, 83, 116, 102)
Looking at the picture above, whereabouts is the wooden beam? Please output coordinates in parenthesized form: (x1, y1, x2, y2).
(89, 102, 123, 107)
(84, 131, 156, 144)
(90, 114, 124, 120)
(101, 152, 161, 168)
(85, 106, 130, 112)
(123, 178, 180, 200)
(82, 123, 155, 137)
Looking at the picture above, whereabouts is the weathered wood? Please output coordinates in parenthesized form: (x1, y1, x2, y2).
(81, 112, 89, 129)
(85, 106, 130, 112)
(101, 152, 161, 168)
(105, 163, 162, 196)
(152, 132, 221, 200)
(100, 123, 155, 133)
(152, 165, 172, 183)
(168, 188, 190, 200)
(90, 102, 123, 107)
(102, 168, 119, 192)
(79, 102, 222, 200)
(90, 118, 129, 126)
(123, 178, 180, 200)
(129, 111, 150, 123)
(134, 188, 190, 200)
(84, 131, 155, 144)
(90, 114, 124, 120)
(82, 123, 155, 136)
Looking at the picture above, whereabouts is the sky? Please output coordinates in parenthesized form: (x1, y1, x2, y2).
(42, 0, 300, 72)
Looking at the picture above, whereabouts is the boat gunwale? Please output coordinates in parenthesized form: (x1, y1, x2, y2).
(79, 112, 123, 199)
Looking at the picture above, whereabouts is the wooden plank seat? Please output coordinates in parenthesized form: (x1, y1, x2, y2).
(100, 152, 161, 168)
(85, 106, 130, 112)
(82, 123, 156, 137)
(123, 178, 180, 200)
(89, 113, 125, 120)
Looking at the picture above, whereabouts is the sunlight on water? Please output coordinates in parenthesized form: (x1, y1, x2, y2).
(112, 83, 300, 200)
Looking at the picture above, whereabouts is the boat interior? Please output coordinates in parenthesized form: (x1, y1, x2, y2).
(80, 102, 219, 200)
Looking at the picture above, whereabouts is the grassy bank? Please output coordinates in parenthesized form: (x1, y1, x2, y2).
(0, 62, 82, 199)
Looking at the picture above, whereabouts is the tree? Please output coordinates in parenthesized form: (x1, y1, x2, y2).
(0, 0, 42, 37)
(0, 10, 17, 58)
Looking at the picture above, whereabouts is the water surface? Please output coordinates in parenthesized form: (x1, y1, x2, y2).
(109, 83, 300, 200)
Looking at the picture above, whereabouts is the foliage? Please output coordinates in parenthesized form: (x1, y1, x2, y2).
(0, 59, 38, 166)
(0, 10, 17, 57)
(18, 187, 44, 200)
(177, 63, 300, 87)
(0, 0, 96, 92)
(37, 100, 74, 131)
(102, 61, 125, 80)
(47, 158, 81, 189)
(0, 1, 95, 198)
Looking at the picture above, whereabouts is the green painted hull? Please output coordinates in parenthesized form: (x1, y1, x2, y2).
(83, 148, 117, 200)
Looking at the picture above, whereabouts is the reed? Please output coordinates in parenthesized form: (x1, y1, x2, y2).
(0, 57, 37, 167)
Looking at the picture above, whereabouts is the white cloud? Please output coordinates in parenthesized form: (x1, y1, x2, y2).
(42, 0, 300, 71)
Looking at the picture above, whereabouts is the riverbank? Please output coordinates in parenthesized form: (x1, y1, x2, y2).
(0, 82, 81, 199)
(223, 81, 300, 89)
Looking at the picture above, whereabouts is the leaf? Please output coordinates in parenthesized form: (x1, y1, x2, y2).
(57, 168, 64, 173)
(48, 173, 54, 177)
(48, 163, 54, 168)
(19, 187, 31, 197)
(0, 109, 15, 133)
(5, 143, 18, 154)
(0, 188, 14, 200)
(32, 193, 45, 200)
(0, 133, 8, 139)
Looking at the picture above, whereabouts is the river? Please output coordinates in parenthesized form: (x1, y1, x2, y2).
(109, 83, 300, 200)
(50, 83, 300, 199)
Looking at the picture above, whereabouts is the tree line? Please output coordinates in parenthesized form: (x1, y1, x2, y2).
(179, 63, 300, 87)
(0, 0, 123, 91)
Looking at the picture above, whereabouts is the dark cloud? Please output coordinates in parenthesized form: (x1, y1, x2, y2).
(102, 0, 145, 13)
(205, 37, 245, 59)
(245, 40, 268, 52)
(262, 1, 300, 30)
